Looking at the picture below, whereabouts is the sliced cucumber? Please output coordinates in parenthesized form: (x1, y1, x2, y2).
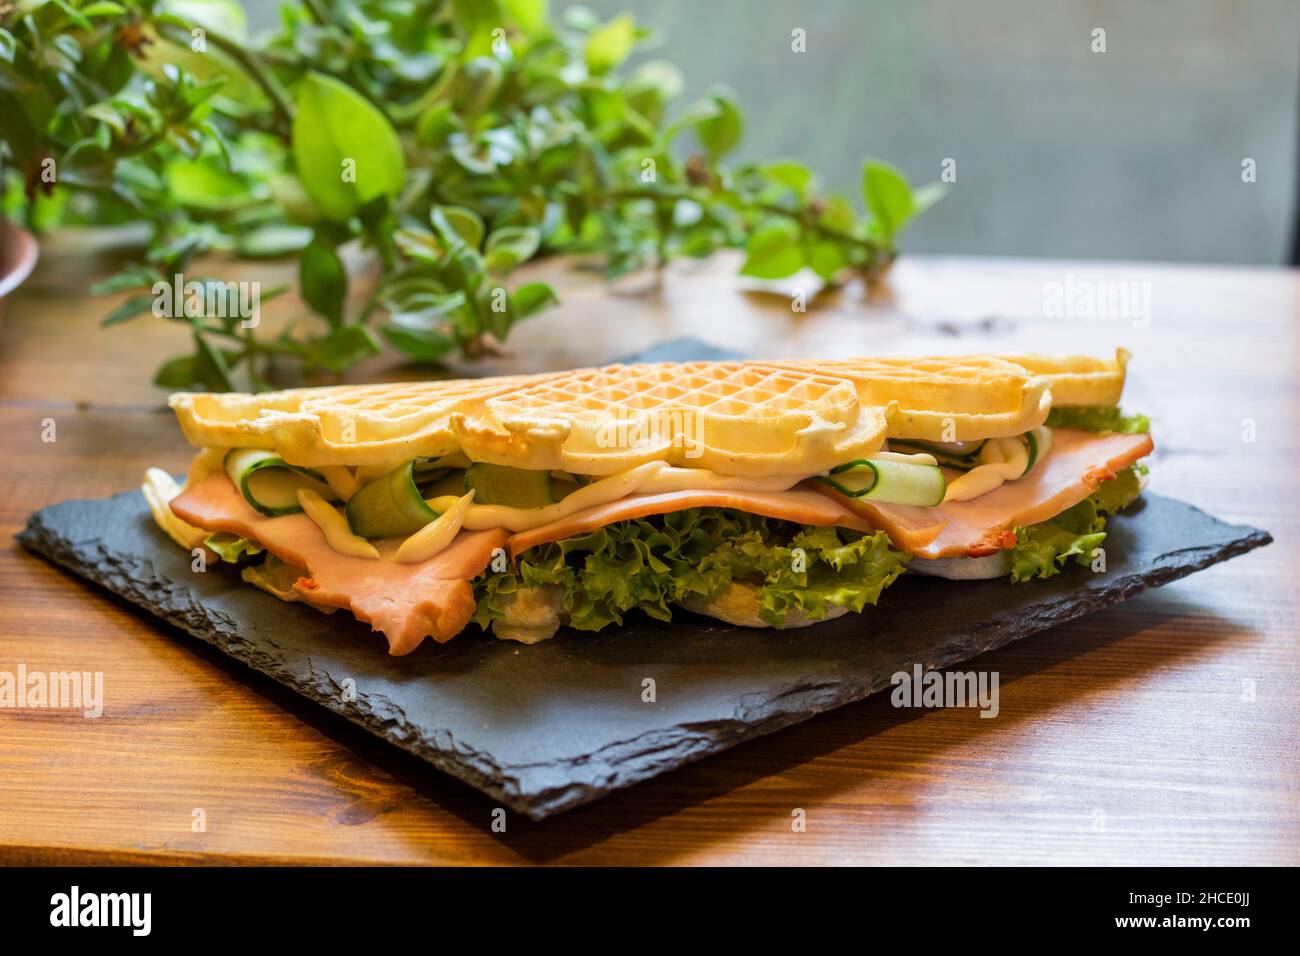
(549, 471, 583, 501)
(224, 449, 337, 517)
(346, 461, 439, 538)
(1022, 426, 1056, 477)
(815, 458, 947, 506)
(891, 438, 987, 457)
(1022, 429, 1039, 476)
(890, 438, 988, 471)
(418, 469, 467, 499)
(464, 463, 556, 508)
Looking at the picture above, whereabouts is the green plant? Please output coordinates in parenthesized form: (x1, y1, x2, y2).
(0, 0, 943, 391)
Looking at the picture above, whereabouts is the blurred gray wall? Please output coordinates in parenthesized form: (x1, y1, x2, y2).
(247, 0, 1300, 264)
(574, 0, 1299, 265)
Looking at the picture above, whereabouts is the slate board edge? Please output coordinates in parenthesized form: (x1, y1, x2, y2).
(15, 505, 527, 815)
(16, 495, 1273, 820)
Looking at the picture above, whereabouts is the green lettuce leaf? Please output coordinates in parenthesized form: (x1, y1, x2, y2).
(1010, 464, 1145, 582)
(204, 532, 265, 563)
(1045, 405, 1150, 434)
(473, 508, 908, 631)
(1089, 462, 1145, 514)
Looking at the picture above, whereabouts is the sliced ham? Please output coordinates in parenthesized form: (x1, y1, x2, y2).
(168, 427, 1152, 651)
(507, 487, 876, 558)
(171, 472, 508, 655)
(816, 429, 1154, 558)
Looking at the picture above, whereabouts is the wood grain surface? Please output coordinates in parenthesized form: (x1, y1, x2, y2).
(1, 232, 1296, 865)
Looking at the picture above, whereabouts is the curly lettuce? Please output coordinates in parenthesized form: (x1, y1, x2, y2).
(473, 509, 908, 631)
(1045, 405, 1150, 434)
(1010, 465, 1145, 582)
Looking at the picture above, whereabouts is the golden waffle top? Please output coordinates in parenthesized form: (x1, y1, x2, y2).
(449, 361, 885, 475)
(169, 351, 1131, 476)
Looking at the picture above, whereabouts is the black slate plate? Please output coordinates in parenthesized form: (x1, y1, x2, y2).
(18, 484, 1271, 818)
(13, 340, 1274, 819)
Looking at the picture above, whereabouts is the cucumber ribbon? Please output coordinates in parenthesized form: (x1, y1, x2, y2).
(346, 461, 439, 538)
(224, 449, 338, 517)
(814, 458, 947, 506)
(888, 438, 988, 471)
(464, 462, 555, 508)
(890, 429, 1046, 478)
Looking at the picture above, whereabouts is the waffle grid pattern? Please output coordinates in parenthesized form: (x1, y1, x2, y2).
(170, 352, 1128, 474)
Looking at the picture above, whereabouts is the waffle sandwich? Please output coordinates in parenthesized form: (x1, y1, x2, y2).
(146, 351, 1153, 653)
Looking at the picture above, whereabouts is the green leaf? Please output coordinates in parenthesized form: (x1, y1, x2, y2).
(268, 174, 320, 225)
(164, 156, 254, 211)
(431, 205, 485, 250)
(236, 224, 313, 258)
(100, 294, 157, 328)
(392, 228, 444, 263)
(50, 0, 92, 30)
(309, 325, 380, 373)
(0, 28, 16, 65)
(503, 0, 548, 34)
(193, 333, 235, 391)
(379, 278, 469, 354)
(298, 238, 348, 327)
(474, 508, 907, 632)
(60, 139, 113, 189)
(511, 281, 557, 320)
(153, 353, 199, 389)
(739, 221, 803, 279)
(1090, 464, 1145, 514)
(818, 193, 856, 233)
(83, 102, 126, 134)
(162, 0, 249, 38)
(81, 1, 129, 16)
(292, 72, 405, 221)
(448, 131, 517, 175)
(484, 225, 540, 273)
(91, 265, 159, 296)
(449, 57, 503, 117)
(585, 14, 636, 74)
(679, 226, 722, 259)
(1010, 493, 1106, 583)
(694, 89, 743, 160)
(1044, 405, 1150, 434)
(912, 181, 946, 217)
(441, 248, 488, 303)
(383, 288, 468, 320)
(452, 0, 505, 58)
(862, 159, 915, 242)
(662, 97, 723, 144)
(806, 240, 845, 280)
(1009, 467, 1145, 583)
(762, 160, 813, 200)
(625, 60, 684, 123)
(381, 318, 457, 361)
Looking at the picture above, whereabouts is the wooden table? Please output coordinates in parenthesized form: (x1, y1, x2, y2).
(1, 235, 1296, 865)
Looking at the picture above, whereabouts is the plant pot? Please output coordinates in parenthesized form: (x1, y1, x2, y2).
(0, 218, 40, 324)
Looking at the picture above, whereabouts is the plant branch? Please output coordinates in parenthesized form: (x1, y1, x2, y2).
(153, 16, 295, 137)
(605, 185, 889, 259)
